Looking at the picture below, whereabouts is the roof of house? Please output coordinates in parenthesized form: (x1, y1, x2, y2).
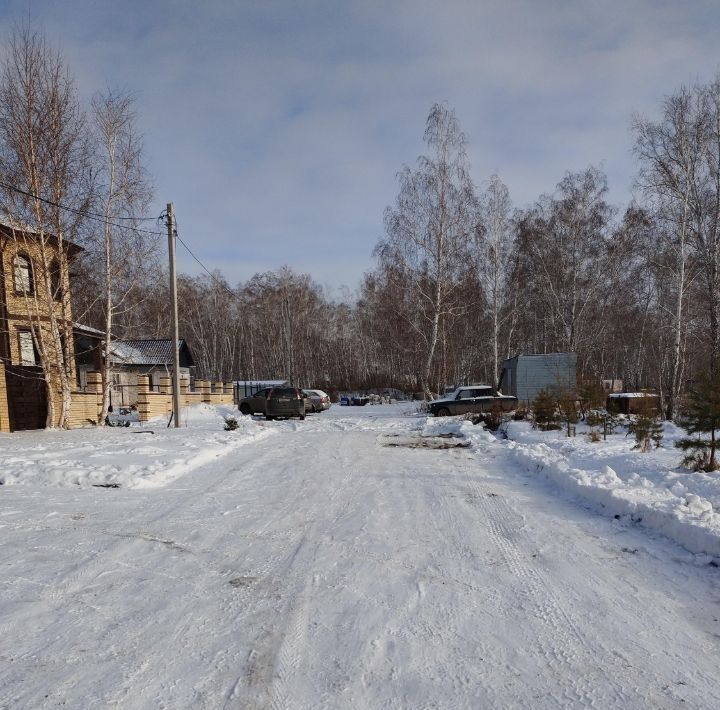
(110, 339, 195, 367)
(0, 214, 83, 255)
(73, 322, 105, 339)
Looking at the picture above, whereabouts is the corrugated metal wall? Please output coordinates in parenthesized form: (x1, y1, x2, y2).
(500, 353, 577, 403)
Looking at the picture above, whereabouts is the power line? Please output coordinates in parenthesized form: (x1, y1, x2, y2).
(175, 232, 237, 298)
(173, 217, 240, 300)
(0, 180, 165, 236)
(1, 181, 234, 291)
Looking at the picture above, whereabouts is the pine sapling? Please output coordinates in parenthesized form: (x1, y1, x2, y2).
(675, 367, 720, 472)
(628, 395, 663, 452)
(532, 389, 561, 431)
(579, 381, 606, 420)
(558, 392, 579, 437)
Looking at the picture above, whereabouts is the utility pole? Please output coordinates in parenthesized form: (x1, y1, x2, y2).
(166, 202, 182, 427)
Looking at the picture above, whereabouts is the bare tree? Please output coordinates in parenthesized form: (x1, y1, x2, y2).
(691, 76, 720, 363)
(376, 103, 478, 397)
(0, 25, 91, 428)
(477, 174, 513, 383)
(513, 168, 614, 355)
(91, 89, 154, 422)
(634, 87, 706, 418)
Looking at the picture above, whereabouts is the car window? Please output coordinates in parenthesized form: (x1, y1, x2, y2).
(272, 388, 299, 397)
(456, 390, 473, 399)
(472, 388, 494, 397)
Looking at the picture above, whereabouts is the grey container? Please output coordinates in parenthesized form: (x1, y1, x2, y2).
(498, 352, 577, 404)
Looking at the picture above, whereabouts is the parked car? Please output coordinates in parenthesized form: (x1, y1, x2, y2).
(428, 385, 517, 417)
(300, 390, 315, 414)
(304, 389, 331, 411)
(238, 387, 305, 420)
(105, 406, 140, 427)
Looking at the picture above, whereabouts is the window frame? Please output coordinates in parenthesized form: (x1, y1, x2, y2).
(18, 329, 40, 366)
(13, 252, 34, 296)
(49, 258, 63, 302)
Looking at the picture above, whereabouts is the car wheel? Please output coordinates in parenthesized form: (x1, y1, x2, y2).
(240, 404, 251, 415)
(299, 413, 306, 420)
(436, 407, 451, 417)
(265, 414, 274, 421)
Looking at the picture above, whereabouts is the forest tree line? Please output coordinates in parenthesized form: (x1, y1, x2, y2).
(1, 27, 719, 421)
(126, 91, 720, 421)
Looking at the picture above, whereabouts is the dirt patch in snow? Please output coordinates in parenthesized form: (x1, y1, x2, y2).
(379, 433, 470, 449)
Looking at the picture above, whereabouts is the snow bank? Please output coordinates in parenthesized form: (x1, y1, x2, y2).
(503, 420, 720, 558)
(0, 404, 273, 489)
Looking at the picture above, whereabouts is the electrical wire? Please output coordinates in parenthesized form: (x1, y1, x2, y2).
(168, 214, 239, 299)
(1, 182, 237, 296)
(1, 176, 236, 296)
(0, 180, 165, 236)
(175, 232, 238, 298)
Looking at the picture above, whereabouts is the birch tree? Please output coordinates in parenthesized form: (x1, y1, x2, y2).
(375, 103, 478, 398)
(0, 26, 90, 428)
(692, 76, 720, 363)
(513, 168, 613, 355)
(91, 89, 154, 422)
(634, 87, 705, 418)
(478, 174, 513, 382)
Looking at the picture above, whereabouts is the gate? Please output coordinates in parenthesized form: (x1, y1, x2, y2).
(5, 365, 48, 431)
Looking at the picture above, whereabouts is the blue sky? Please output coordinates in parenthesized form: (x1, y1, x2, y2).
(3, 0, 720, 292)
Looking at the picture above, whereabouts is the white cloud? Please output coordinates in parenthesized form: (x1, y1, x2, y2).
(2, 0, 720, 287)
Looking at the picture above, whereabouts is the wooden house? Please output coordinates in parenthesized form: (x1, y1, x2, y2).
(0, 218, 81, 431)
(108, 339, 195, 407)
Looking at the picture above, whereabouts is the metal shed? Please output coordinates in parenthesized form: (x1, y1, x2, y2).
(498, 352, 577, 404)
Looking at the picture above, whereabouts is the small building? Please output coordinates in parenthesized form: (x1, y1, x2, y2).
(109, 339, 195, 407)
(498, 352, 577, 404)
(607, 392, 660, 416)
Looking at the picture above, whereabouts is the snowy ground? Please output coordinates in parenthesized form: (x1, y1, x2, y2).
(505, 419, 720, 559)
(1, 404, 720, 708)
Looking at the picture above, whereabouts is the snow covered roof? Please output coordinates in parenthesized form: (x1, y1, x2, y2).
(608, 392, 658, 398)
(73, 323, 105, 339)
(110, 339, 195, 367)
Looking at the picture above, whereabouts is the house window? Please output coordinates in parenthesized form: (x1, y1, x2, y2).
(50, 259, 63, 301)
(13, 253, 34, 295)
(18, 330, 39, 366)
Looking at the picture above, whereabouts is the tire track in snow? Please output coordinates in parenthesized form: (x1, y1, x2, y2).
(465, 466, 626, 707)
(461, 454, 688, 709)
(91, 433, 320, 709)
(259, 435, 370, 709)
(417, 453, 517, 708)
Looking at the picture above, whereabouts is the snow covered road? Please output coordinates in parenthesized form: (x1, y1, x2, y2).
(2, 405, 720, 708)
